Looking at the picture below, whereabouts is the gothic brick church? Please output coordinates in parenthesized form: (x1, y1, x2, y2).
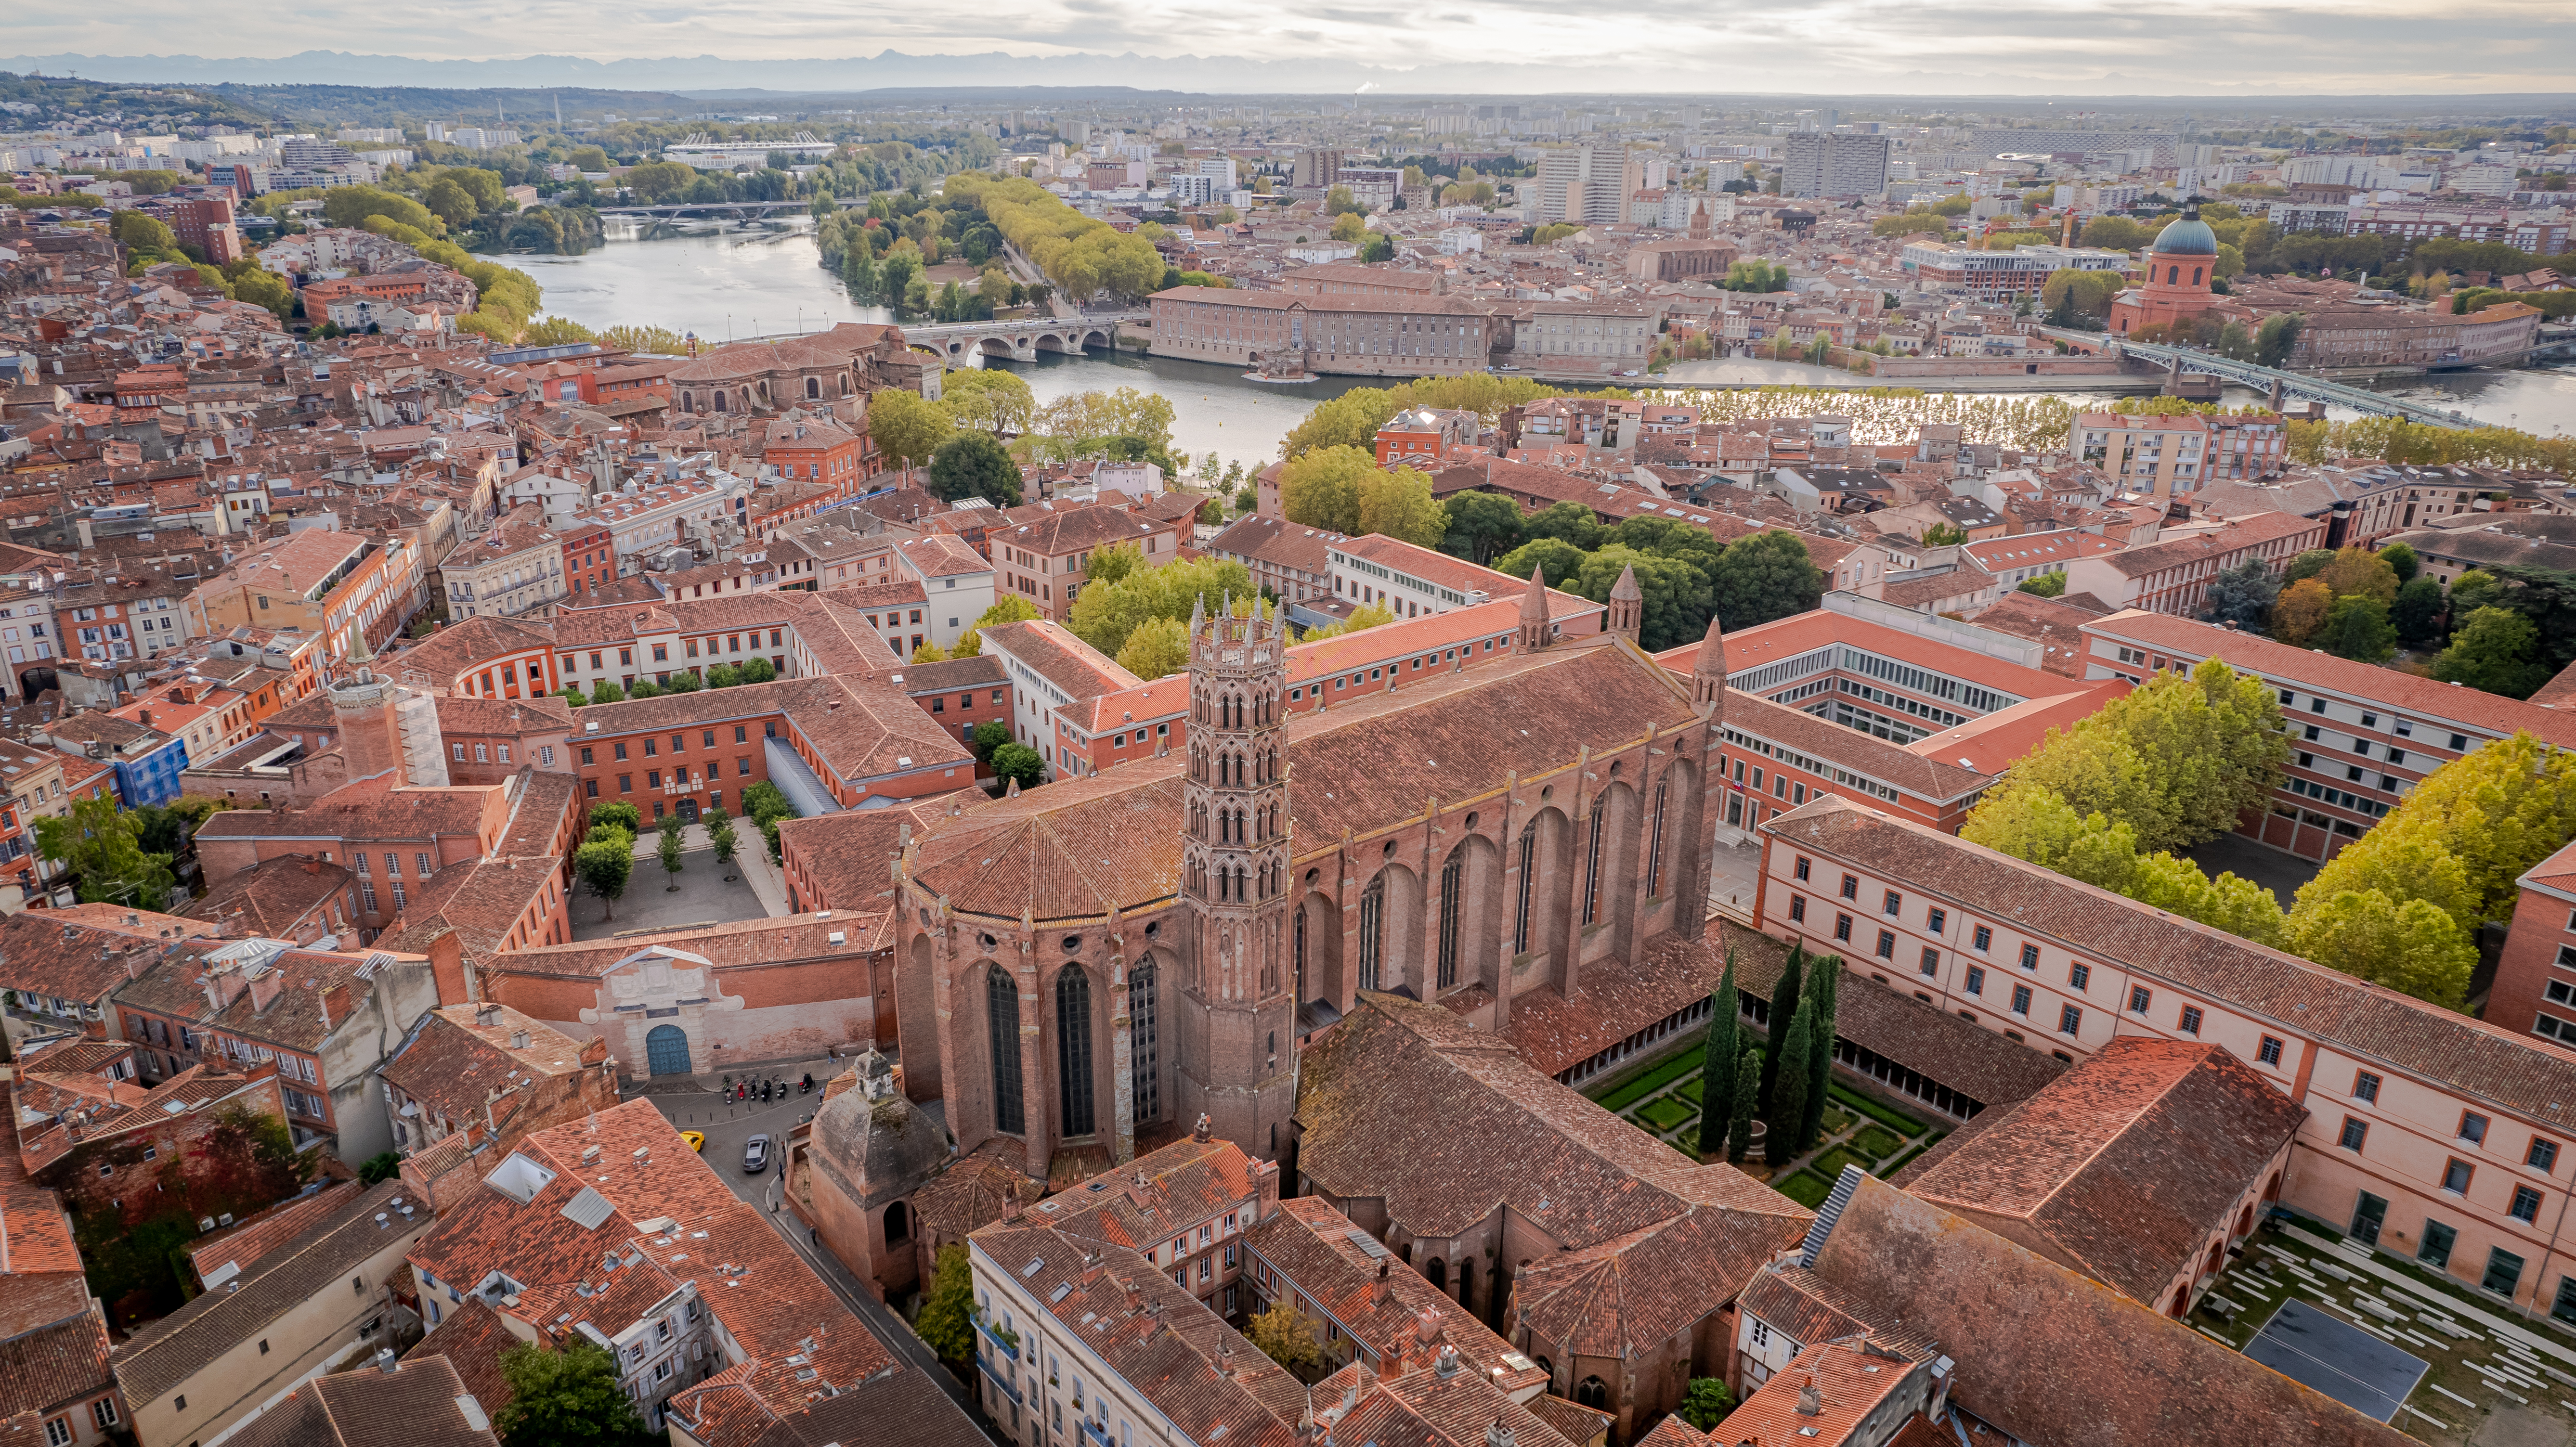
(884, 571, 1731, 1184)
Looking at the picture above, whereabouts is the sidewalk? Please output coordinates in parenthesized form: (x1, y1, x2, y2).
(626, 822, 791, 917)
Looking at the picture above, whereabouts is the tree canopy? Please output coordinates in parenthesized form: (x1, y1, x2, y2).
(1067, 556, 1258, 660)
(494, 1343, 654, 1447)
(927, 430, 1024, 507)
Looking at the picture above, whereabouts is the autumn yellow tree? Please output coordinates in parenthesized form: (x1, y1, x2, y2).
(2270, 577, 2333, 646)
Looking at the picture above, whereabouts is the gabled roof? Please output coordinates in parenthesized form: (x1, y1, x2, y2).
(1906, 1037, 2305, 1304)
(1804, 1175, 2411, 1447)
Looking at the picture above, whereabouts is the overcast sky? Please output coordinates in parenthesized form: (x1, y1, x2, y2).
(11, 0, 2576, 96)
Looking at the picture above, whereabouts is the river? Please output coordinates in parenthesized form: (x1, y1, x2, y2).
(512, 219, 2576, 469)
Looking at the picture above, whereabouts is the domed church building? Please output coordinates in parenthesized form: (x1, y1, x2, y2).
(2109, 207, 2225, 337)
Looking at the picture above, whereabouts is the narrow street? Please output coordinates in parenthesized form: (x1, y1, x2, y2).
(644, 1074, 1002, 1444)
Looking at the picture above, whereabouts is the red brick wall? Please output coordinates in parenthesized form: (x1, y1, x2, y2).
(2487, 884, 2576, 1043)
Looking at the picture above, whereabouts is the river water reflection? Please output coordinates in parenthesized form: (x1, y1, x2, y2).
(514, 220, 2575, 469)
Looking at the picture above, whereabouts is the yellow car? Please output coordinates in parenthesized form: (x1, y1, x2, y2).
(680, 1131, 705, 1153)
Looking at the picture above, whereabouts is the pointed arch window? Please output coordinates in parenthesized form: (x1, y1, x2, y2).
(1129, 960, 1159, 1125)
(1647, 778, 1669, 897)
(1357, 875, 1385, 992)
(1057, 968, 1095, 1137)
(1514, 819, 1538, 955)
(1436, 848, 1464, 991)
(987, 967, 1023, 1135)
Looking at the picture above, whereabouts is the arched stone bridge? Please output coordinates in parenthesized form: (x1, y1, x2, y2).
(898, 311, 1149, 364)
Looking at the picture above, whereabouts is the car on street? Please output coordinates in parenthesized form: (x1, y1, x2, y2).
(742, 1134, 769, 1174)
(680, 1131, 705, 1153)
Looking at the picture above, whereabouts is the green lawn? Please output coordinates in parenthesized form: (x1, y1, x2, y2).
(1596, 1053, 1704, 1112)
(1675, 1078, 1702, 1106)
(1638, 1096, 1697, 1132)
(1818, 1106, 1852, 1137)
(1847, 1125, 1904, 1163)
(1828, 1084, 1927, 1136)
(1776, 1169, 1837, 1208)
(1812, 1146, 1869, 1180)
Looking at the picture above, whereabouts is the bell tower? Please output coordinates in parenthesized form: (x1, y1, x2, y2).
(1173, 594, 1298, 1160)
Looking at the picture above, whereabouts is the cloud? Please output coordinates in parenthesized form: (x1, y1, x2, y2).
(8, 0, 2574, 92)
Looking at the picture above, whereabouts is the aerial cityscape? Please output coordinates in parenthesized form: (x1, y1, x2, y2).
(0, 26, 2573, 1447)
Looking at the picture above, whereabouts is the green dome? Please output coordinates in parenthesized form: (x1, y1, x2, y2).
(2155, 209, 2219, 256)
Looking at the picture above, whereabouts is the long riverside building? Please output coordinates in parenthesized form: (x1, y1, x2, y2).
(1147, 285, 1492, 377)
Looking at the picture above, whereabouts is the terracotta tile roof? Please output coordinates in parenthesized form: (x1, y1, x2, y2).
(112, 1181, 429, 1407)
(0, 1256, 112, 1427)
(187, 1180, 368, 1286)
(1034, 1137, 1257, 1253)
(0, 905, 220, 1006)
(1772, 796, 2576, 1142)
(992, 500, 1180, 557)
(1723, 690, 1991, 803)
(906, 1142, 1041, 1246)
(891, 654, 1007, 696)
(1246, 1197, 1544, 1393)
(489, 910, 890, 981)
(403, 1300, 519, 1422)
(1727, 928, 2065, 1112)
(2082, 609, 2576, 746)
(731, 1361, 988, 1447)
(1523, 1391, 1615, 1447)
(981, 619, 1144, 701)
(904, 639, 1701, 925)
(1804, 1175, 2413, 1447)
(897, 532, 990, 578)
(1907, 1037, 2303, 1304)
(1205, 514, 1344, 576)
(224, 1353, 501, 1447)
(1295, 995, 1808, 1344)
(1336, 1360, 1583, 1447)
(179, 853, 352, 940)
(1961, 591, 2111, 678)
(1709, 1337, 1917, 1447)
(968, 1222, 1304, 1447)
(775, 798, 956, 916)
(379, 1005, 602, 1134)
(2094, 512, 2319, 580)
(111, 942, 433, 1056)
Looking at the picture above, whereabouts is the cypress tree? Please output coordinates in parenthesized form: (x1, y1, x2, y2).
(1761, 943, 1805, 1113)
(1727, 1046, 1760, 1164)
(1767, 996, 1813, 1168)
(1695, 954, 1740, 1159)
(1797, 959, 1838, 1152)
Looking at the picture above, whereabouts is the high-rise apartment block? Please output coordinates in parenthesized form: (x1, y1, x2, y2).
(1783, 133, 1892, 198)
(1534, 146, 1644, 225)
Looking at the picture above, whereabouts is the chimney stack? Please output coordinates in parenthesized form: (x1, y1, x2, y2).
(1795, 1374, 1822, 1418)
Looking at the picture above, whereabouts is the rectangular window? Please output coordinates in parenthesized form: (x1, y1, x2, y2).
(1883, 890, 1902, 916)
(1972, 925, 1992, 952)
(2354, 1071, 2381, 1103)
(1919, 947, 1940, 976)
(1794, 856, 1810, 882)
(1874, 929, 1895, 959)
(2338, 1116, 2369, 1150)
(2258, 1035, 2284, 1066)
(1927, 907, 1946, 935)
(1788, 895, 1806, 923)
(1965, 966, 1985, 996)
(2535, 1138, 2563, 1173)
(2068, 962, 2090, 991)
(1839, 873, 1858, 901)
(42, 1420, 66, 1447)
(2058, 1004, 2082, 1035)
(2420, 1220, 2458, 1269)
(1834, 913, 1853, 943)
(2513, 1186, 2545, 1224)
(2462, 1112, 2490, 1145)
(2017, 943, 2040, 970)
(2010, 984, 2032, 1016)
(2129, 985, 2152, 1014)
(2444, 1159, 2473, 1194)
(2485, 1247, 2526, 1299)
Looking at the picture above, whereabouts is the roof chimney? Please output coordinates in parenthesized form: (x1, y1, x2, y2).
(1795, 1374, 1823, 1418)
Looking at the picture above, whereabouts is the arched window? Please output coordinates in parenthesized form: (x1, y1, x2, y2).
(1436, 847, 1464, 991)
(806, 376, 821, 399)
(1514, 819, 1538, 954)
(713, 389, 729, 413)
(884, 1200, 911, 1243)
(2192, 266, 2204, 286)
(679, 392, 694, 413)
(2167, 265, 2179, 285)
(1582, 797, 1607, 925)
(1293, 905, 1307, 1001)
(1130, 960, 1160, 1125)
(987, 967, 1023, 1135)
(1647, 778, 1669, 896)
(1575, 1377, 1609, 1409)
(1426, 1256, 1446, 1290)
(1058, 969, 1095, 1137)
(1357, 875, 1385, 992)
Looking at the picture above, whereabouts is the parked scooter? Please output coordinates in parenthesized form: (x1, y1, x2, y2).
(799, 1073, 813, 1094)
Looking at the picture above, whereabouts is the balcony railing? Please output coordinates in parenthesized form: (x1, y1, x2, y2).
(975, 1356, 1022, 1406)
(974, 1318, 1020, 1362)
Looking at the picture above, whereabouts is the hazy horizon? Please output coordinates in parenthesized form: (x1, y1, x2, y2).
(6, 13, 2576, 103)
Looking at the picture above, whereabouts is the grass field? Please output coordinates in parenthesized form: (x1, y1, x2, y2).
(1638, 1096, 1697, 1133)
(1847, 1125, 1904, 1163)
(1595, 1052, 1704, 1112)
(1777, 1169, 1837, 1208)
(1828, 1084, 1928, 1136)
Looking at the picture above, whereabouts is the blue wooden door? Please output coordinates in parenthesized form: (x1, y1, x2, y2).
(645, 1024, 691, 1076)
